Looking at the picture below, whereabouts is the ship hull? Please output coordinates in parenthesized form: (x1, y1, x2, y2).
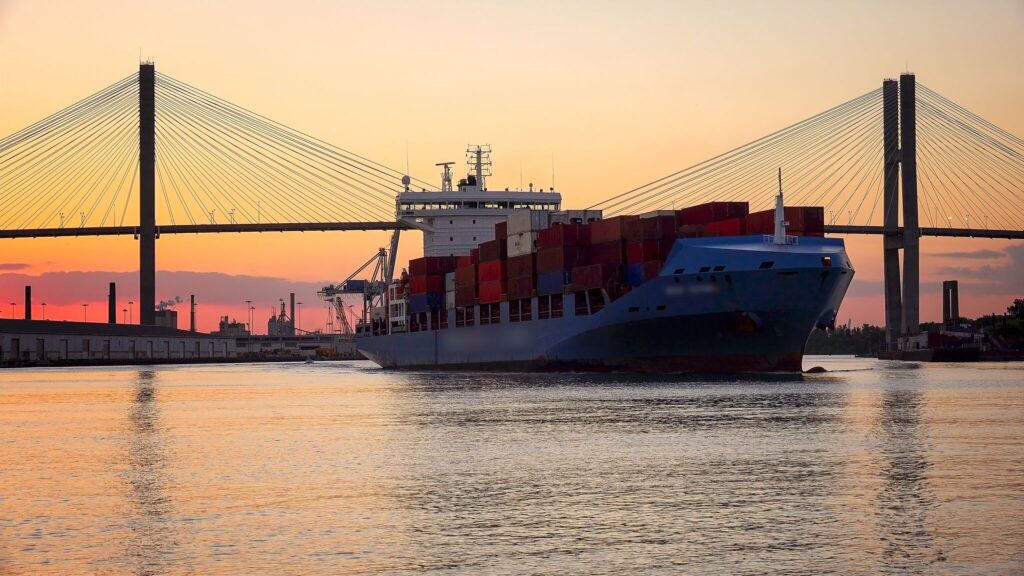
(357, 236, 853, 373)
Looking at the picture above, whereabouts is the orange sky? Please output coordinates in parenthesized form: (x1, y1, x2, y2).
(1, 0, 1022, 331)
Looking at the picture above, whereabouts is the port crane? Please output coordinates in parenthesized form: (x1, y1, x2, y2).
(318, 247, 390, 334)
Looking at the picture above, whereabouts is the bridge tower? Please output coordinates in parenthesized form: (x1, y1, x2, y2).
(139, 63, 156, 325)
(881, 74, 920, 350)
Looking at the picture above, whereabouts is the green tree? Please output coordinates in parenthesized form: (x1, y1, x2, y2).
(1009, 299, 1024, 320)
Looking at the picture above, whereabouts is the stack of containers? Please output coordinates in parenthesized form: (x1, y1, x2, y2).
(454, 258, 477, 307)
(745, 206, 825, 236)
(445, 271, 456, 310)
(477, 238, 507, 304)
(624, 212, 678, 286)
(536, 223, 589, 295)
(571, 215, 636, 291)
(408, 256, 456, 314)
(505, 211, 548, 301)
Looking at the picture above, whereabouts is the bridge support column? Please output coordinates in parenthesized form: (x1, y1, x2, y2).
(882, 79, 902, 351)
(139, 63, 156, 325)
(900, 74, 920, 336)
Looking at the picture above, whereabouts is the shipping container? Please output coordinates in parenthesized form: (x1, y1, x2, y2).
(626, 263, 645, 287)
(507, 210, 550, 235)
(445, 272, 456, 292)
(457, 255, 473, 268)
(675, 202, 749, 226)
(536, 246, 588, 274)
(455, 285, 476, 308)
(445, 291, 456, 310)
(704, 217, 747, 237)
(590, 215, 638, 244)
(537, 223, 589, 249)
(409, 256, 456, 276)
(625, 238, 675, 264)
(571, 263, 623, 290)
(455, 265, 477, 288)
(677, 224, 706, 238)
(409, 293, 443, 313)
(745, 206, 824, 236)
(507, 276, 534, 300)
(479, 239, 507, 262)
(478, 260, 507, 283)
(410, 274, 444, 295)
(507, 231, 537, 257)
(478, 280, 504, 304)
(624, 215, 677, 242)
(537, 270, 571, 296)
(643, 260, 662, 281)
(588, 240, 626, 265)
(470, 248, 480, 264)
(550, 209, 603, 225)
(495, 220, 508, 241)
(507, 253, 535, 280)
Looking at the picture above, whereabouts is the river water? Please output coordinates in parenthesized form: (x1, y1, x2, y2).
(1, 357, 1022, 575)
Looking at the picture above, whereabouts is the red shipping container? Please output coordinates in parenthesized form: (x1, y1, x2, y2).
(495, 221, 508, 240)
(536, 246, 588, 273)
(479, 239, 506, 262)
(677, 224, 706, 238)
(507, 276, 534, 300)
(470, 248, 480, 264)
(571, 263, 623, 290)
(457, 255, 473, 268)
(507, 253, 535, 279)
(675, 202, 749, 226)
(455, 285, 476, 307)
(746, 207, 824, 235)
(455, 265, 476, 288)
(537, 224, 589, 249)
(626, 239, 675, 264)
(409, 256, 456, 276)
(588, 240, 626, 265)
(478, 280, 504, 304)
(478, 260, 507, 283)
(625, 215, 677, 241)
(643, 260, 662, 281)
(704, 217, 747, 237)
(409, 274, 443, 295)
(590, 215, 638, 244)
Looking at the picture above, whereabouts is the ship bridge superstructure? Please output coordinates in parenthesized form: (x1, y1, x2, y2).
(398, 145, 561, 257)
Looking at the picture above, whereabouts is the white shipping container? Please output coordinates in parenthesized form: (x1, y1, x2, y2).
(445, 272, 456, 292)
(445, 291, 456, 309)
(550, 209, 602, 225)
(507, 231, 537, 257)
(507, 210, 550, 235)
(371, 306, 386, 321)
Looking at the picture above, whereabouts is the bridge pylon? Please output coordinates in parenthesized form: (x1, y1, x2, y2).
(139, 63, 156, 325)
(882, 74, 920, 351)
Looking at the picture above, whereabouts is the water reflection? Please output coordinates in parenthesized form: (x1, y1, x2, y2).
(121, 370, 182, 575)
(875, 384, 940, 573)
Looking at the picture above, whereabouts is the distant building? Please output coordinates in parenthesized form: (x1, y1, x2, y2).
(267, 300, 295, 336)
(212, 316, 249, 337)
(153, 309, 178, 329)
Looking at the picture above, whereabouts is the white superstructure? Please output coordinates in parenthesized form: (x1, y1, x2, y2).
(398, 145, 561, 257)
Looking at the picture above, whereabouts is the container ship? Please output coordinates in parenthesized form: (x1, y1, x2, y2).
(348, 146, 853, 372)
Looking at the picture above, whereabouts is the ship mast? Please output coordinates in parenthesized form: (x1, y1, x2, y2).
(774, 167, 788, 244)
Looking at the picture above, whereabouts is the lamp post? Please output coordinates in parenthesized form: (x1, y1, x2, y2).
(82, 303, 88, 322)
(128, 301, 134, 324)
(297, 301, 303, 333)
(123, 308, 128, 323)
(10, 302, 16, 319)
(245, 300, 253, 354)
(42, 302, 46, 320)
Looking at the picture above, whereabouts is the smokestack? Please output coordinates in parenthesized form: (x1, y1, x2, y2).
(190, 295, 196, 332)
(24, 286, 32, 320)
(108, 282, 116, 324)
(289, 292, 295, 335)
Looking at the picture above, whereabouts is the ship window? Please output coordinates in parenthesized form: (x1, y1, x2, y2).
(699, 266, 711, 273)
(713, 265, 725, 271)
(473, 220, 476, 224)
(759, 261, 775, 269)
(673, 268, 685, 275)
(449, 220, 453, 224)
(450, 237, 453, 242)
(628, 306, 640, 313)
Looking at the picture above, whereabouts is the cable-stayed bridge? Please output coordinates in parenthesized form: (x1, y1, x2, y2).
(1, 65, 1022, 347)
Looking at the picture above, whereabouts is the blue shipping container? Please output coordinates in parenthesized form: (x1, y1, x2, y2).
(537, 271, 570, 296)
(626, 263, 645, 287)
(409, 293, 443, 313)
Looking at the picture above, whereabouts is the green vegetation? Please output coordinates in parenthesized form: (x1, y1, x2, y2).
(805, 324, 885, 356)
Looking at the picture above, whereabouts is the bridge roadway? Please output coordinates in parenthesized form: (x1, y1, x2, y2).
(0, 223, 1020, 240)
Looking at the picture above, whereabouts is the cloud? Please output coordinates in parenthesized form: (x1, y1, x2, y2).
(0, 269, 332, 307)
(0, 263, 29, 270)
(933, 244, 1024, 295)
(933, 249, 1005, 260)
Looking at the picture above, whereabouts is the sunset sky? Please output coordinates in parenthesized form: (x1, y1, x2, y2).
(1, 0, 1022, 332)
